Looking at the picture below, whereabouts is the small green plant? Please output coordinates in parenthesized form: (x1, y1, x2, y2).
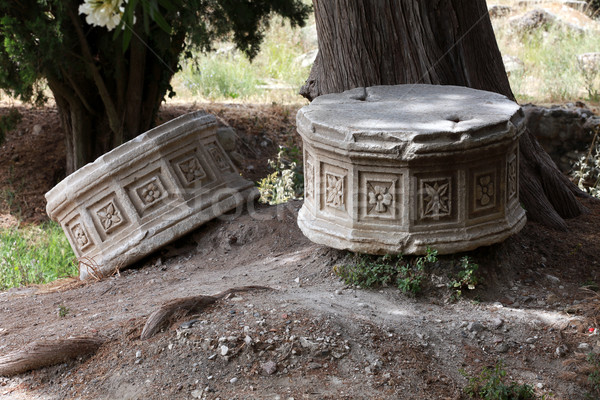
(0, 222, 77, 290)
(449, 256, 479, 300)
(333, 248, 438, 296)
(0, 108, 22, 145)
(257, 146, 304, 205)
(587, 352, 600, 399)
(461, 361, 537, 400)
(58, 304, 70, 318)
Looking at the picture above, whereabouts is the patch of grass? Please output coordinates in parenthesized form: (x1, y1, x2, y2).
(176, 16, 312, 102)
(0, 222, 77, 291)
(449, 256, 480, 300)
(333, 248, 438, 296)
(587, 352, 600, 399)
(495, 22, 600, 103)
(461, 360, 540, 400)
(182, 51, 262, 100)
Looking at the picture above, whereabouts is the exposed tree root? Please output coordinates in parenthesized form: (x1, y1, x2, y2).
(0, 336, 105, 377)
(141, 286, 273, 340)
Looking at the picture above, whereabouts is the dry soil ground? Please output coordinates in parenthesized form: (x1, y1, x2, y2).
(1, 102, 600, 399)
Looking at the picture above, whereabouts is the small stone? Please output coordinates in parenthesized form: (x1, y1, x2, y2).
(208, 354, 216, 360)
(229, 377, 238, 384)
(536, 383, 544, 389)
(308, 362, 322, 370)
(191, 389, 204, 398)
(556, 345, 568, 357)
(135, 350, 142, 358)
(180, 319, 199, 329)
(244, 335, 252, 346)
(335, 289, 342, 295)
(467, 322, 485, 333)
(220, 345, 229, 356)
(491, 318, 504, 330)
(261, 361, 277, 375)
(496, 343, 509, 353)
(525, 337, 538, 344)
(578, 343, 591, 351)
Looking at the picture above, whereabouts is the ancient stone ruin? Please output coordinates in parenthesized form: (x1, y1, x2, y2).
(45, 111, 258, 279)
(296, 84, 527, 255)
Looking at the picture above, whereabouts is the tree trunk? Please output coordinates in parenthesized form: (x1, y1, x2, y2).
(302, 0, 588, 230)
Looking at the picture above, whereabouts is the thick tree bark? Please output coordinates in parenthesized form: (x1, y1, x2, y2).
(302, 0, 588, 230)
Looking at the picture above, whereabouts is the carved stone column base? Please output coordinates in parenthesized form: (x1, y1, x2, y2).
(46, 112, 258, 279)
(296, 85, 527, 255)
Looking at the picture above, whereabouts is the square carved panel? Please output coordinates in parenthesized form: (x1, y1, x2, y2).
(359, 171, 400, 221)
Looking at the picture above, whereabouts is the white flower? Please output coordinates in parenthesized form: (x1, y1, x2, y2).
(79, 0, 126, 31)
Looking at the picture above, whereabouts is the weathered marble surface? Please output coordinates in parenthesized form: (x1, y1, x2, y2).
(46, 111, 258, 279)
(297, 84, 527, 255)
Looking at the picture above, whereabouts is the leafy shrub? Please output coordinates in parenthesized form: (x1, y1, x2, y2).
(334, 248, 438, 296)
(461, 361, 537, 400)
(258, 146, 304, 205)
(449, 256, 480, 299)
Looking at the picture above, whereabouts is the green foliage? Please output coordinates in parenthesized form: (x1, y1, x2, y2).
(495, 22, 600, 102)
(184, 51, 261, 99)
(573, 127, 600, 198)
(180, 17, 312, 101)
(258, 146, 303, 205)
(0, 108, 21, 145)
(333, 248, 438, 296)
(587, 352, 600, 399)
(58, 304, 70, 318)
(461, 361, 538, 400)
(0, 222, 77, 291)
(0, 0, 311, 168)
(449, 256, 479, 299)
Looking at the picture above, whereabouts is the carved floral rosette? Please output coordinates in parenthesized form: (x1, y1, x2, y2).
(296, 84, 527, 255)
(45, 112, 258, 279)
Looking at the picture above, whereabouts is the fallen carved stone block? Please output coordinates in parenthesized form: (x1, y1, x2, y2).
(46, 111, 258, 279)
(296, 84, 527, 255)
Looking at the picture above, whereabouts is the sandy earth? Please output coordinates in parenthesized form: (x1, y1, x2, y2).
(0, 194, 599, 399)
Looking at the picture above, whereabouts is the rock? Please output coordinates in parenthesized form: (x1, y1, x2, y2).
(45, 112, 259, 280)
(220, 345, 229, 356)
(295, 50, 318, 69)
(191, 389, 204, 399)
(307, 362, 322, 370)
(578, 342, 591, 351)
(556, 345, 568, 357)
(229, 377, 238, 384)
(525, 337, 538, 344)
(496, 343, 510, 353)
(261, 361, 277, 375)
(216, 127, 238, 152)
(135, 350, 142, 358)
(32, 124, 42, 135)
(509, 9, 557, 32)
(180, 319, 199, 329)
(467, 322, 485, 333)
(523, 104, 600, 172)
(488, 5, 513, 18)
(491, 318, 504, 330)
(228, 151, 245, 167)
